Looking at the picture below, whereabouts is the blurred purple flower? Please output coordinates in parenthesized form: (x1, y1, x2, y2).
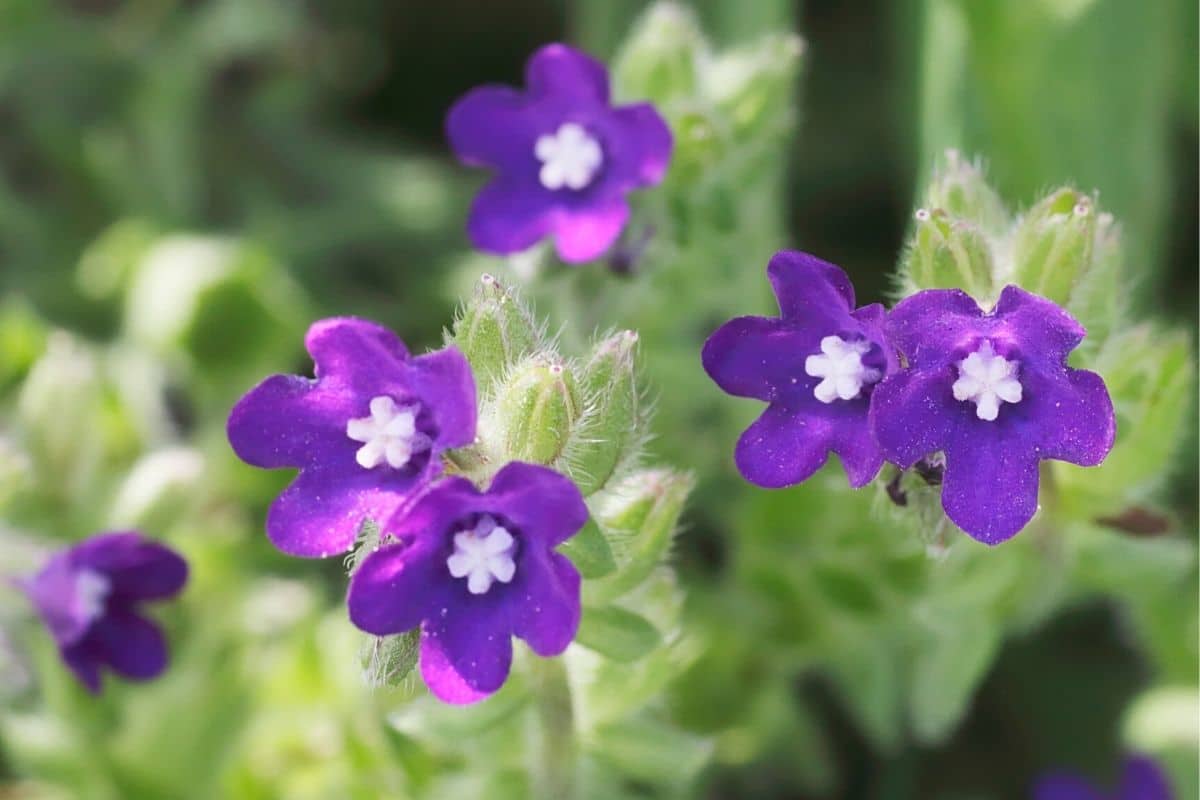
(701, 250, 896, 489)
(870, 285, 1115, 544)
(1034, 755, 1174, 800)
(228, 317, 476, 558)
(348, 462, 587, 704)
(21, 532, 187, 693)
(447, 43, 672, 263)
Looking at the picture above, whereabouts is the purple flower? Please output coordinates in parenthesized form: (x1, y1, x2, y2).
(1034, 756, 1174, 800)
(347, 462, 587, 704)
(228, 317, 476, 558)
(21, 532, 187, 693)
(870, 286, 1115, 543)
(447, 43, 673, 263)
(701, 250, 896, 489)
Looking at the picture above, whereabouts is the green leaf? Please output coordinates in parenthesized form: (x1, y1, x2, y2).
(575, 605, 662, 662)
(559, 518, 618, 580)
(909, 613, 1000, 744)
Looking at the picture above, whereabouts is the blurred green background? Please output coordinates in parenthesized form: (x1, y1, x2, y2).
(0, 1, 1196, 798)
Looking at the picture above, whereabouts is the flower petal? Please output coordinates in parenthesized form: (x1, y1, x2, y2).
(702, 316, 813, 402)
(267, 466, 408, 557)
(90, 608, 169, 682)
(870, 367, 959, 468)
(407, 346, 477, 450)
(885, 289, 985, 368)
(767, 251, 856, 323)
(525, 43, 609, 105)
(993, 285, 1086, 362)
(347, 536, 448, 636)
(942, 426, 1041, 544)
(227, 374, 354, 469)
(446, 86, 537, 169)
(736, 401, 882, 489)
(466, 176, 556, 256)
(419, 598, 513, 702)
(1032, 773, 1104, 800)
(1026, 367, 1115, 466)
(73, 533, 188, 603)
(1119, 756, 1173, 800)
(605, 103, 673, 187)
(510, 550, 581, 657)
(486, 462, 589, 548)
(305, 317, 410, 391)
(553, 197, 630, 263)
(60, 641, 103, 693)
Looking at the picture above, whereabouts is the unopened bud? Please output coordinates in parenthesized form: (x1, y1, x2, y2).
(707, 33, 804, 139)
(493, 355, 580, 465)
(612, 2, 706, 102)
(1010, 188, 1097, 305)
(570, 330, 640, 495)
(924, 150, 1010, 235)
(586, 468, 694, 603)
(450, 274, 538, 395)
(903, 208, 995, 300)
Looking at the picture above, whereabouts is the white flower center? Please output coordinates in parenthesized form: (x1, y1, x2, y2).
(346, 396, 432, 470)
(804, 335, 882, 403)
(446, 516, 516, 595)
(75, 569, 111, 625)
(952, 340, 1023, 421)
(535, 123, 603, 191)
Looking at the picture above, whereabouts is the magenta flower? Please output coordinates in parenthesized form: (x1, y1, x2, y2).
(870, 286, 1115, 543)
(21, 532, 187, 693)
(348, 462, 587, 704)
(1034, 756, 1174, 800)
(701, 250, 896, 489)
(447, 43, 673, 263)
(228, 317, 476, 557)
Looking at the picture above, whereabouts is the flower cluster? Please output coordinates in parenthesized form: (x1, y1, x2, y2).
(703, 249, 1116, 544)
(228, 317, 588, 703)
(21, 532, 188, 693)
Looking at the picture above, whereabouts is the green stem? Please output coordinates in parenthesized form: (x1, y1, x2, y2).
(530, 656, 576, 800)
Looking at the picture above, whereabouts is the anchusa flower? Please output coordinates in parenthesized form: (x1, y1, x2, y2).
(20, 532, 187, 693)
(870, 285, 1115, 544)
(1034, 755, 1174, 800)
(228, 317, 476, 557)
(348, 462, 587, 704)
(701, 250, 896, 488)
(447, 43, 673, 263)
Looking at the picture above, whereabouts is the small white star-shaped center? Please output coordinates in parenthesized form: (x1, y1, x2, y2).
(75, 568, 111, 625)
(346, 396, 432, 470)
(446, 516, 517, 595)
(952, 340, 1023, 421)
(535, 123, 603, 191)
(804, 335, 882, 403)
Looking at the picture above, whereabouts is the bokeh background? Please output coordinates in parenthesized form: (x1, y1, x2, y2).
(0, 1, 1196, 798)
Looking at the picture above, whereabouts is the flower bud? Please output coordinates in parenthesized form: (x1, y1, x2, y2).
(923, 150, 1010, 235)
(1066, 211, 1123, 350)
(612, 2, 706, 102)
(108, 446, 206, 530)
(17, 332, 104, 490)
(586, 468, 693, 603)
(492, 354, 580, 465)
(707, 33, 804, 140)
(569, 330, 640, 496)
(450, 273, 538, 395)
(1010, 188, 1097, 306)
(903, 208, 994, 300)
